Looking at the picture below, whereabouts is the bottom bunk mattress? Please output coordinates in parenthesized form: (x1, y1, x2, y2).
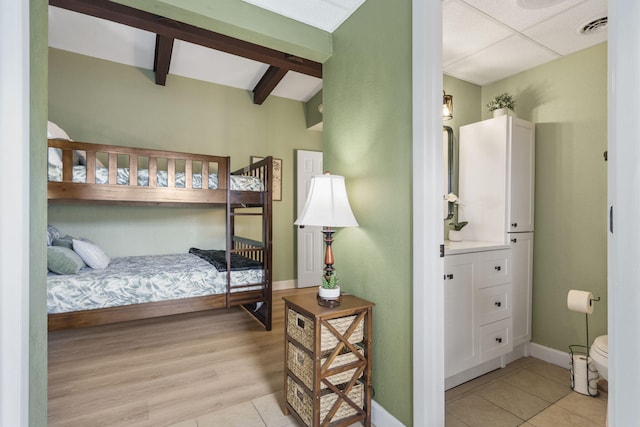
(47, 252, 264, 314)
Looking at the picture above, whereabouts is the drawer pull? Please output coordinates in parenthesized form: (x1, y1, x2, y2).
(297, 317, 306, 329)
(494, 266, 501, 271)
(495, 337, 503, 343)
(511, 238, 517, 243)
(494, 301, 502, 307)
(511, 222, 518, 228)
(444, 274, 454, 280)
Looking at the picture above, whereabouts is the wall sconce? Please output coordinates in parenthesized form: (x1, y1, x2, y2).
(443, 90, 453, 121)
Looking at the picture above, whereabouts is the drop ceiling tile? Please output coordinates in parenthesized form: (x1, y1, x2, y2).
(523, 0, 607, 55)
(462, 0, 587, 31)
(49, 6, 155, 69)
(443, 0, 514, 66)
(444, 34, 560, 85)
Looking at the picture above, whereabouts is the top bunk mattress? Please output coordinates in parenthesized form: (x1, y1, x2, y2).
(47, 164, 263, 192)
(47, 253, 264, 314)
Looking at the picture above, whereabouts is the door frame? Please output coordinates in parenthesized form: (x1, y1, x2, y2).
(412, 1, 445, 425)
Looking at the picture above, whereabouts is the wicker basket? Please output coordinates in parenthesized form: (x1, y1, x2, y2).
(287, 309, 364, 352)
(287, 376, 363, 427)
(288, 342, 363, 390)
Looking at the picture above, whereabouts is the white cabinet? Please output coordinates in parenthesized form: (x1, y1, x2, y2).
(457, 115, 535, 354)
(459, 116, 535, 242)
(510, 232, 534, 346)
(444, 248, 513, 378)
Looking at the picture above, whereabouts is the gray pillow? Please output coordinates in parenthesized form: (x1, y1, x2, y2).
(47, 225, 61, 246)
(47, 246, 86, 275)
(52, 235, 74, 249)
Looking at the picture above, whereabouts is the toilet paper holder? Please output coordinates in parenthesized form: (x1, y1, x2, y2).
(568, 293, 601, 397)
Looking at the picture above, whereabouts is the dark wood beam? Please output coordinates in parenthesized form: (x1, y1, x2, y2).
(153, 35, 174, 86)
(49, 0, 323, 79)
(252, 66, 288, 105)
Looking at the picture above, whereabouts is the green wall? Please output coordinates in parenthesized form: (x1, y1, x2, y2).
(481, 43, 608, 351)
(48, 48, 322, 282)
(443, 75, 482, 132)
(30, 1, 49, 425)
(323, 0, 413, 424)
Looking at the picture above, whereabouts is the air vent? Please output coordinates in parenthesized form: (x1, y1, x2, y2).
(579, 16, 608, 35)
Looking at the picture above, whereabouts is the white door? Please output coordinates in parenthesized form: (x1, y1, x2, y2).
(296, 150, 324, 288)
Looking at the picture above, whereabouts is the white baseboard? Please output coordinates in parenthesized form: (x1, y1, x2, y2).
(372, 399, 405, 427)
(529, 342, 572, 370)
(273, 280, 296, 291)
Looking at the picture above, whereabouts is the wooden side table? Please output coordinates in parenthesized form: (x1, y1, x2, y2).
(283, 293, 374, 427)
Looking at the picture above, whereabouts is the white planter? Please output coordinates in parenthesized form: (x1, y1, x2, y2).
(493, 108, 516, 118)
(318, 285, 340, 300)
(449, 230, 463, 242)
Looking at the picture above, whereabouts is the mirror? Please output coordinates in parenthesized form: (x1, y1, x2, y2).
(443, 126, 456, 220)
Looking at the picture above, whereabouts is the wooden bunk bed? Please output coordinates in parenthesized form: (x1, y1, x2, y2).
(47, 139, 273, 331)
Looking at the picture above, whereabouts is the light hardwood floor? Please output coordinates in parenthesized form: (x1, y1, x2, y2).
(48, 288, 315, 427)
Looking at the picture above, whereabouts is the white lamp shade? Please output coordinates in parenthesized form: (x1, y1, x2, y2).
(294, 174, 359, 227)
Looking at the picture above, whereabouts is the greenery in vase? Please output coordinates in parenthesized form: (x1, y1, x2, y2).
(450, 219, 468, 231)
(321, 273, 339, 289)
(486, 93, 516, 112)
(444, 193, 468, 231)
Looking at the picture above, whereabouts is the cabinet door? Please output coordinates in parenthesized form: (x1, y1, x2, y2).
(508, 119, 535, 232)
(444, 254, 477, 377)
(510, 233, 534, 346)
(459, 117, 508, 242)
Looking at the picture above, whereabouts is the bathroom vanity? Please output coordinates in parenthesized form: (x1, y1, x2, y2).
(444, 242, 512, 389)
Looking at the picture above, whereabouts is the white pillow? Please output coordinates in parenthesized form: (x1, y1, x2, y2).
(72, 238, 111, 269)
(48, 121, 71, 170)
(47, 121, 106, 169)
(47, 121, 71, 140)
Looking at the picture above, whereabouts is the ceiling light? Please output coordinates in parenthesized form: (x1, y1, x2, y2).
(516, 0, 568, 9)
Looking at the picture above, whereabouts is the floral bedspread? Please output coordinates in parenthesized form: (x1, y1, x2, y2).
(47, 253, 264, 314)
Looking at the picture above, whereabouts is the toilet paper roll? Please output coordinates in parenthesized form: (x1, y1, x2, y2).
(571, 354, 599, 396)
(567, 290, 594, 314)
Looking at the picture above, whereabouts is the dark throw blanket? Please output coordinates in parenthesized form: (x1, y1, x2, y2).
(189, 248, 262, 272)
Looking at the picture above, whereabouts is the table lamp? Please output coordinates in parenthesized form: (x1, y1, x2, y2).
(294, 173, 358, 306)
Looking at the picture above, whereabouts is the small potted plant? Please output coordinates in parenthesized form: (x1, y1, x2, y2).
(448, 219, 468, 242)
(444, 193, 468, 241)
(318, 273, 341, 307)
(487, 93, 516, 118)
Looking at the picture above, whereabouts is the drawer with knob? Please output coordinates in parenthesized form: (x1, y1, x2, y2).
(476, 284, 512, 325)
(476, 250, 512, 288)
(479, 318, 512, 362)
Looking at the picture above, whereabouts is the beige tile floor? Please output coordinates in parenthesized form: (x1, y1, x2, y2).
(446, 357, 608, 427)
(168, 391, 367, 427)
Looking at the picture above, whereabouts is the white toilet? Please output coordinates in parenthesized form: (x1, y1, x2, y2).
(590, 335, 609, 381)
(590, 335, 609, 425)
